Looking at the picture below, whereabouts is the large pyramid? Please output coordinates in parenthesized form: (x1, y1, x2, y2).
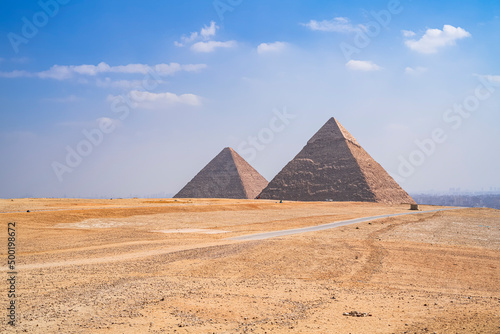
(258, 118, 415, 204)
(174, 147, 268, 199)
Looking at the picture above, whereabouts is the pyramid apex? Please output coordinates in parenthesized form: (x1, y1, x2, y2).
(221, 147, 237, 155)
(307, 117, 359, 146)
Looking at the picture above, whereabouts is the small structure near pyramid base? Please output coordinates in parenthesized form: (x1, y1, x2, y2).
(258, 117, 415, 205)
(174, 147, 268, 199)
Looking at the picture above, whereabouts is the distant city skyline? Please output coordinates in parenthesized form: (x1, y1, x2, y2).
(1, 0, 499, 198)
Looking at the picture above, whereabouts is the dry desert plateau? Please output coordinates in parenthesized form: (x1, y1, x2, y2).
(1, 198, 499, 333)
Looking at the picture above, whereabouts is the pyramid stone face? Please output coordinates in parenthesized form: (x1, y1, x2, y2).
(258, 118, 415, 204)
(174, 147, 268, 199)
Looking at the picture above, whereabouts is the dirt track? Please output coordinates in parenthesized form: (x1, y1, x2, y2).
(1, 198, 499, 333)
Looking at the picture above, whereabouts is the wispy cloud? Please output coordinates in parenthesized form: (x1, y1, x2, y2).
(257, 41, 288, 54)
(191, 40, 236, 53)
(96, 117, 121, 128)
(0, 62, 207, 81)
(96, 77, 166, 90)
(175, 21, 219, 47)
(11, 57, 30, 64)
(405, 66, 428, 75)
(346, 60, 382, 71)
(175, 21, 235, 53)
(476, 74, 500, 84)
(174, 32, 199, 47)
(200, 21, 218, 39)
(108, 91, 202, 110)
(56, 117, 121, 129)
(42, 95, 82, 103)
(0, 70, 32, 78)
(301, 17, 362, 33)
(404, 25, 471, 54)
(401, 30, 416, 38)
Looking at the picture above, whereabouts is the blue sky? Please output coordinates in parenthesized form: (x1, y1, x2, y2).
(1, 0, 499, 198)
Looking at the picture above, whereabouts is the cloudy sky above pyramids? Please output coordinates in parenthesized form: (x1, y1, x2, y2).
(1, 0, 499, 198)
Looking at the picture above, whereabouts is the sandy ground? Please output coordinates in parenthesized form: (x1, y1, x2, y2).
(0, 198, 499, 333)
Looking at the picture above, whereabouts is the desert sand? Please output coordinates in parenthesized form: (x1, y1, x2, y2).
(1, 198, 499, 333)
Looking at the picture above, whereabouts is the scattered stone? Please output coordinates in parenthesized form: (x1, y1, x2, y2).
(343, 311, 372, 317)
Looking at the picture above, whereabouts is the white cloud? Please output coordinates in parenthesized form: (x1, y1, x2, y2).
(0, 70, 32, 78)
(404, 25, 471, 54)
(401, 30, 416, 37)
(201, 21, 218, 39)
(37, 65, 74, 80)
(108, 91, 202, 110)
(0, 62, 206, 81)
(257, 41, 287, 54)
(56, 117, 121, 129)
(301, 17, 361, 33)
(405, 66, 428, 75)
(74, 63, 112, 75)
(107, 63, 148, 74)
(476, 74, 500, 84)
(178, 64, 207, 72)
(133, 91, 201, 105)
(42, 95, 81, 103)
(37, 64, 109, 79)
(96, 78, 156, 90)
(96, 117, 121, 128)
(152, 63, 206, 75)
(174, 32, 199, 47)
(486, 75, 500, 83)
(10, 57, 30, 64)
(175, 21, 219, 47)
(191, 40, 236, 53)
(346, 60, 382, 71)
(0, 57, 29, 64)
(175, 21, 235, 53)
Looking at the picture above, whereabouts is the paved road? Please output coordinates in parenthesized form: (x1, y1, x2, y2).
(228, 207, 464, 241)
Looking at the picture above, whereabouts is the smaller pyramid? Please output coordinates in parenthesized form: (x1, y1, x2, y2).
(174, 147, 268, 199)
